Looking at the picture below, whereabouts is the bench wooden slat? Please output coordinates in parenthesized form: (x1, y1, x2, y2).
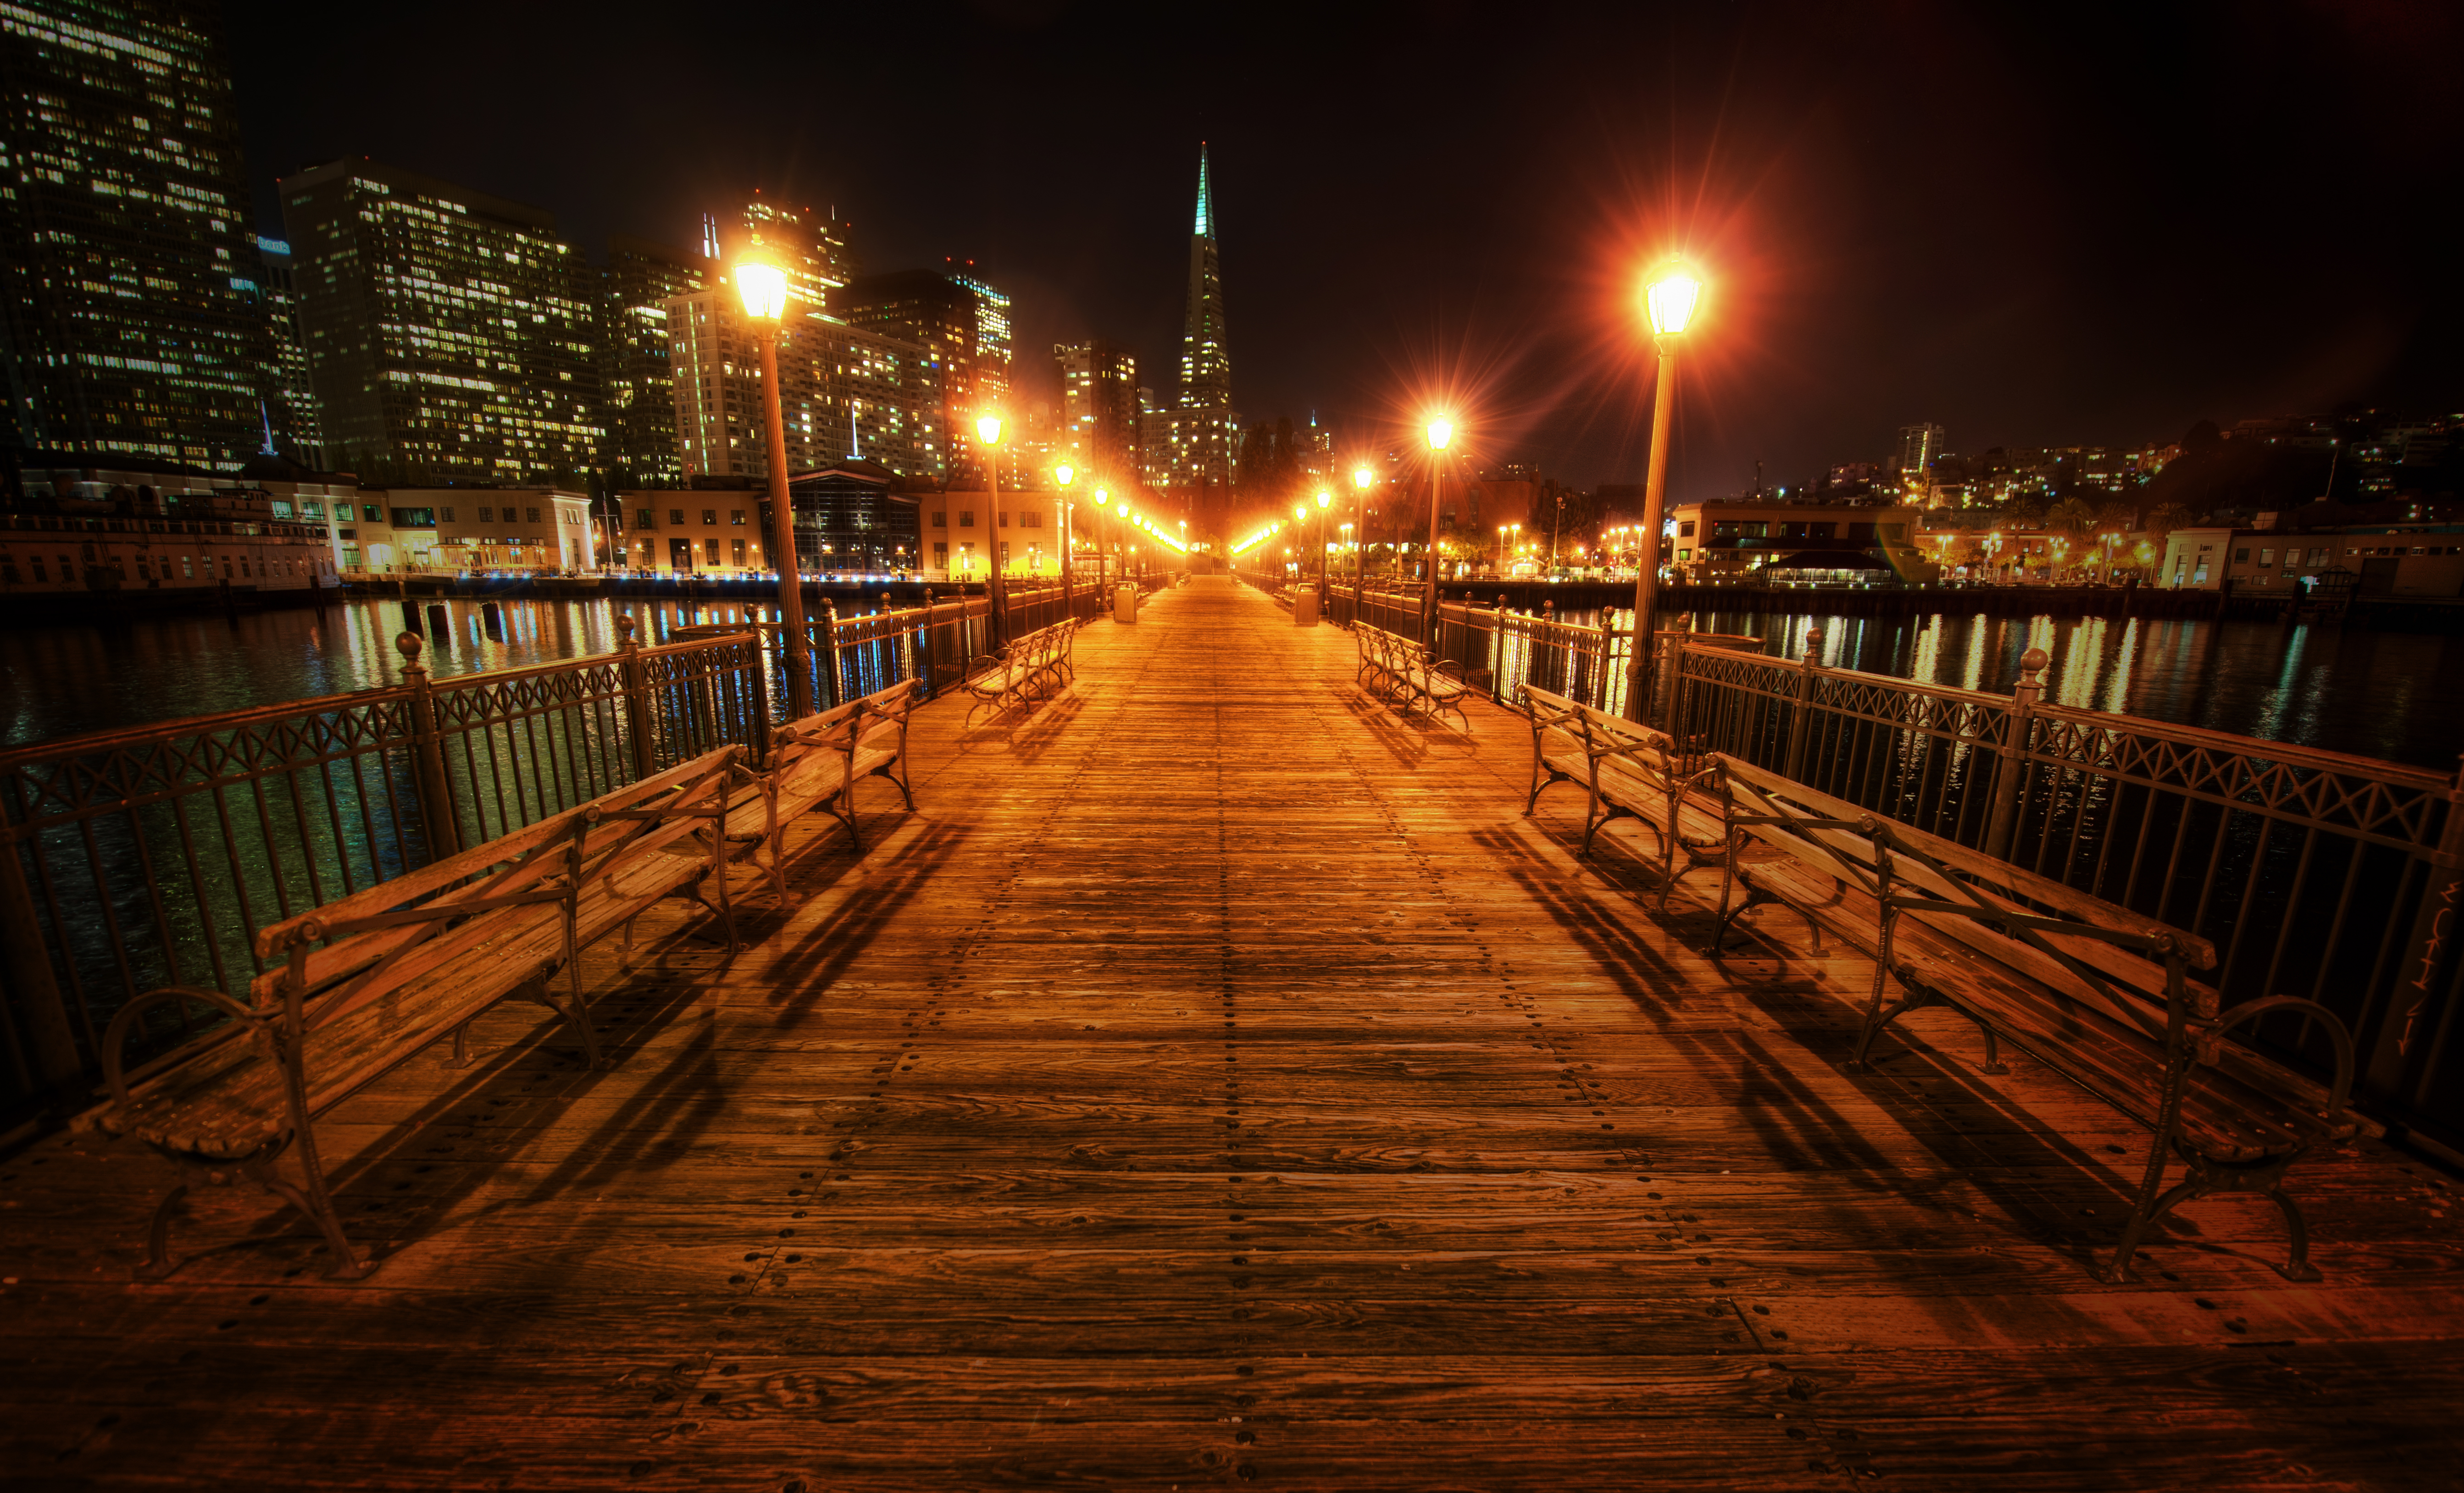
(1708, 750, 2365, 1283)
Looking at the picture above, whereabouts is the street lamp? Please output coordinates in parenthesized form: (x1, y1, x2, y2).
(734, 242, 811, 718)
(1351, 464, 1373, 600)
(1623, 260, 1703, 724)
(977, 412, 1007, 642)
(1422, 416, 1454, 641)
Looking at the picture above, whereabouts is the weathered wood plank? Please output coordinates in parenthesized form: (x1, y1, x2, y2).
(2, 578, 2458, 1491)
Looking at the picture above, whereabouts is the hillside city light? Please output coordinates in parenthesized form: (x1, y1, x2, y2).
(735, 241, 809, 715)
(1626, 261, 1705, 723)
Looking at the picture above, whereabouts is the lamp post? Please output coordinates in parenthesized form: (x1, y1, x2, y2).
(1622, 262, 1703, 724)
(1054, 461, 1075, 619)
(1422, 417, 1454, 642)
(733, 243, 811, 719)
(977, 412, 1006, 645)
(1313, 489, 1332, 603)
(1351, 464, 1373, 608)
(1093, 488, 1110, 593)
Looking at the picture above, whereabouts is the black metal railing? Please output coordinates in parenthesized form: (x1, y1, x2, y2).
(1666, 632, 2464, 1145)
(0, 596, 1016, 1112)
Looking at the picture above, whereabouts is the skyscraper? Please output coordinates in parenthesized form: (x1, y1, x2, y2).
(1055, 339, 1140, 478)
(732, 195, 856, 312)
(839, 267, 1013, 485)
(254, 237, 323, 464)
(280, 160, 603, 482)
(0, 0, 272, 468)
(601, 234, 706, 487)
(1896, 423, 1947, 492)
(1147, 146, 1239, 493)
(1179, 145, 1231, 409)
(663, 287, 942, 486)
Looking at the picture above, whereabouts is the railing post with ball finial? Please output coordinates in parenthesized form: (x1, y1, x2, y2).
(1984, 646, 2049, 861)
(1784, 624, 1825, 784)
(617, 613, 656, 781)
(398, 631, 462, 861)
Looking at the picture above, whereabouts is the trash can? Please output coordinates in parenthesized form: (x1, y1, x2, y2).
(1114, 584, 1138, 624)
(1293, 589, 1319, 627)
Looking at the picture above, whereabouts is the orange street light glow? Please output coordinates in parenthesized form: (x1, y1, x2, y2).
(1643, 262, 1703, 337)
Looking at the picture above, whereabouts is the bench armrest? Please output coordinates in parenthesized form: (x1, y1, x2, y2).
(99, 985, 263, 1112)
(2209, 996, 2355, 1125)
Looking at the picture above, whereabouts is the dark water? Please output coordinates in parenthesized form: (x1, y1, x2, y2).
(0, 597, 799, 752)
(3, 597, 2460, 771)
(1589, 607, 2464, 772)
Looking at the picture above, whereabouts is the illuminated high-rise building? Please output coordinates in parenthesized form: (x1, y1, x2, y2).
(1896, 423, 1947, 490)
(253, 236, 323, 464)
(279, 160, 603, 482)
(601, 234, 706, 487)
(0, 0, 272, 467)
(1055, 339, 1140, 478)
(838, 266, 1012, 485)
(1179, 144, 1232, 409)
(1149, 145, 1239, 493)
(724, 194, 855, 313)
(664, 288, 942, 487)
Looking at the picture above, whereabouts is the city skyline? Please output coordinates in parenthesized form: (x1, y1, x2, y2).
(210, 1, 2463, 497)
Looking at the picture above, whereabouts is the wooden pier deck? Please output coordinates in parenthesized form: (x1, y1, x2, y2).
(4, 575, 2460, 1491)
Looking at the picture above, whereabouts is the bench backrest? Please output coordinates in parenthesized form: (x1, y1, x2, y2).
(849, 676, 920, 760)
(1359, 624, 1426, 676)
(246, 746, 745, 1028)
(1712, 752, 2217, 1043)
(1521, 684, 1687, 789)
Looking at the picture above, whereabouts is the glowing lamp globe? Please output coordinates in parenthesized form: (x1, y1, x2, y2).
(1054, 463, 1075, 487)
(1426, 418, 1454, 451)
(1315, 490, 1331, 509)
(1353, 465, 1374, 490)
(733, 247, 790, 322)
(1094, 489, 1109, 507)
(1643, 263, 1703, 337)
(976, 414, 1004, 447)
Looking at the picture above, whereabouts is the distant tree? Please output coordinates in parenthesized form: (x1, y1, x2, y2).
(2003, 493, 2047, 528)
(2048, 496, 2097, 538)
(2094, 499, 2137, 534)
(2144, 502, 2192, 547)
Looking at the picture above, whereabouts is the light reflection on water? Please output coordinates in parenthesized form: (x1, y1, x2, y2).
(3, 597, 2459, 771)
(1551, 607, 2464, 770)
(0, 596, 812, 751)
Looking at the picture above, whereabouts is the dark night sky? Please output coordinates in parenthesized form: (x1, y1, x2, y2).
(227, 0, 2461, 499)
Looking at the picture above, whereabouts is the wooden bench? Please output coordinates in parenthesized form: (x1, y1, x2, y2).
(1355, 623, 1473, 729)
(722, 678, 922, 898)
(1708, 752, 2368, 1283)
(1515, 684, 1722, 906)
(78, 747, 758, 1280)
(961, 620, 1075, 721)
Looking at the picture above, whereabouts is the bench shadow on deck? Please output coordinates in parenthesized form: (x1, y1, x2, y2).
(2, 575, 2459, 1492)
